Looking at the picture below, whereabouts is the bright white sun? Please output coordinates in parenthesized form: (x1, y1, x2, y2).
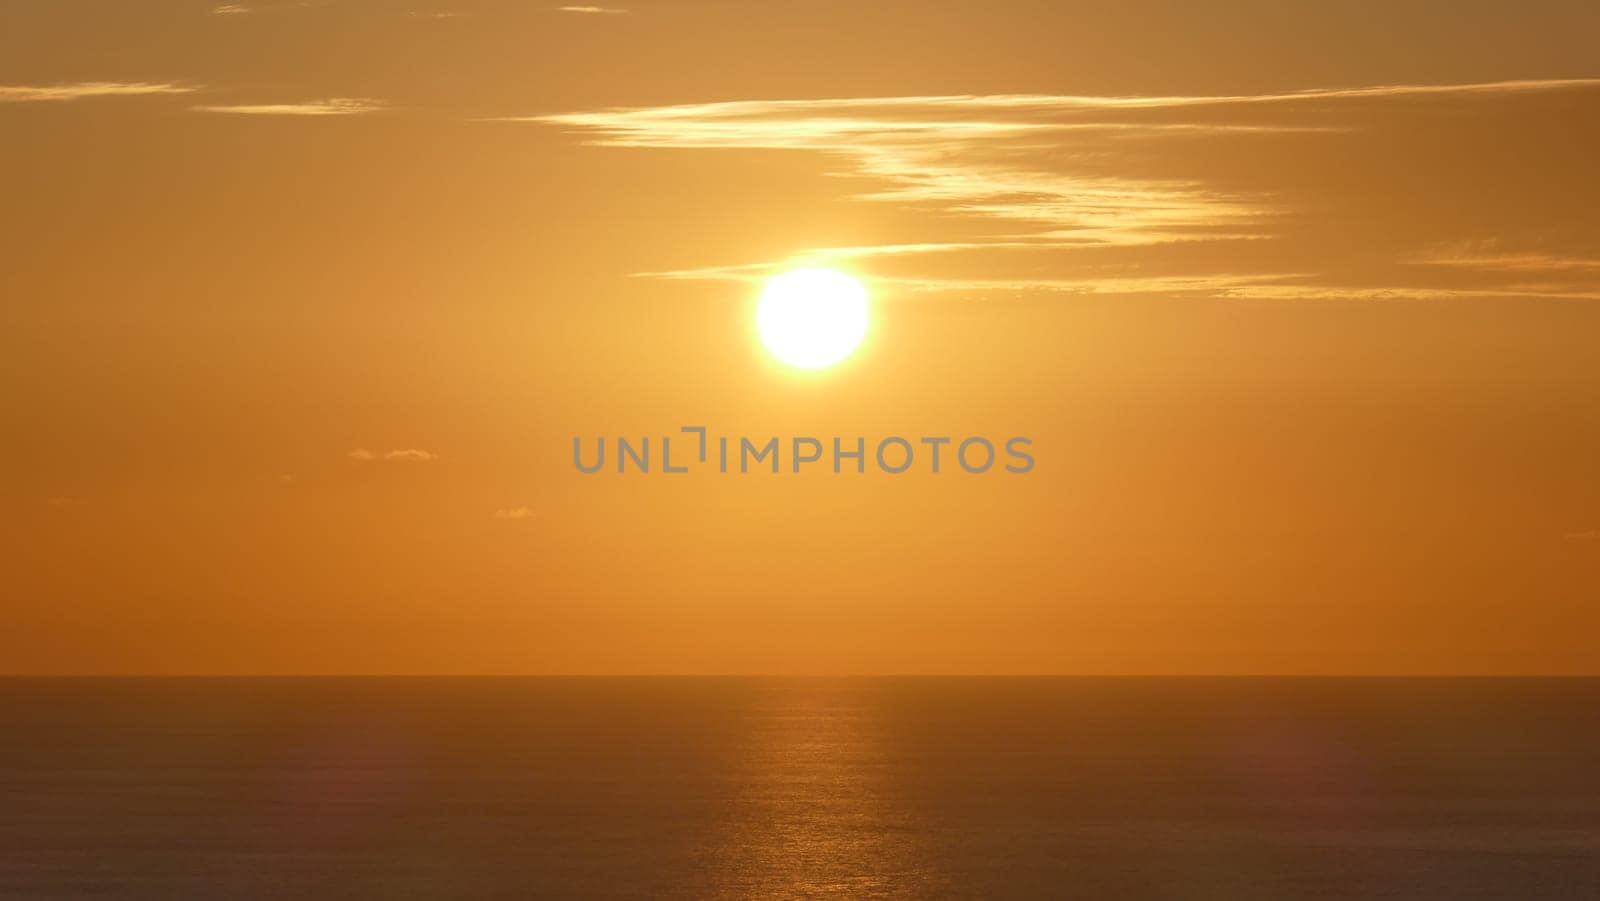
(756, 268, 869, 369)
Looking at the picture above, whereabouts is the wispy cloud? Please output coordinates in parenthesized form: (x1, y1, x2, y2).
(554, 5, 627, 13)
(1409, 246, 1600, 274)
(1214, 285, 1600, 302)
(494, 507, 536, 520)
(193, 97, 386, 116)
(0, 82, 196, 103)
(348, 448, 438, 463)
(532, 104, 1271, 252)
(546, 79, 1597, 124)
(211, 3, 251, 13)
(528, 78, 1600, 299)
(634, 260, 1302, 297)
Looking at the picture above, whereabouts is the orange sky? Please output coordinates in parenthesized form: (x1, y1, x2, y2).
(3, 0, 1598, 674)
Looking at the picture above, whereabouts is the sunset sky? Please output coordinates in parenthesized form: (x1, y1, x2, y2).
(4, 0, 1598, 674)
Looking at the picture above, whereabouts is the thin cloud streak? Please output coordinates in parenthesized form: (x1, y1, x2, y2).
(192, 97, 386, 116)
(638, 262, 1308, 297)
(1409, 252, 1600, 274)
(545, 78, 1600, 123)
(0, 82, 197, 103)
(1217, 285, 1600, 302)
(348, 449, 438, 463)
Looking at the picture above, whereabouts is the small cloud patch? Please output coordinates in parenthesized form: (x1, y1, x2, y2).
(192, 97, 386, 116)
(348, 448, 437, 463)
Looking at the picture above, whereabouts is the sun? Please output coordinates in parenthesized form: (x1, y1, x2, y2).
(756, 268, 870, 369)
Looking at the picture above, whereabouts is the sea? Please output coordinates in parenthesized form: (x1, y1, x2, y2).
(1, 677, 1597, 898)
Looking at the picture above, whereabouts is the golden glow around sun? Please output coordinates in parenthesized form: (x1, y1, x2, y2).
(756, 268, 869, 369)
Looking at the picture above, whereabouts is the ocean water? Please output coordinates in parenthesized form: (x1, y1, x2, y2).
(1, 678, 1597, 899)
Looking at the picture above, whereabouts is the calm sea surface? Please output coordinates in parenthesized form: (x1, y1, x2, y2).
(1, 677, 1597, 898)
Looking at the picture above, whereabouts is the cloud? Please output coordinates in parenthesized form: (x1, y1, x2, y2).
(494, 507, 536, 520)
(635, 262, 1301, 297)
(554, 5, 627, 13)
(1408, 244, 1600, 275)
(1566, 530, 1600, 543)
(1216, 285, 1600, 302)
(0, 82, 196, 103)
(211, 3, 250, 13)
(192, 97, 386, 116)
(527, 78, 1600, 299)
(535, 78, 1596, 125)
(532, 102, 1272, 251)
(349, 448, 438, 463)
